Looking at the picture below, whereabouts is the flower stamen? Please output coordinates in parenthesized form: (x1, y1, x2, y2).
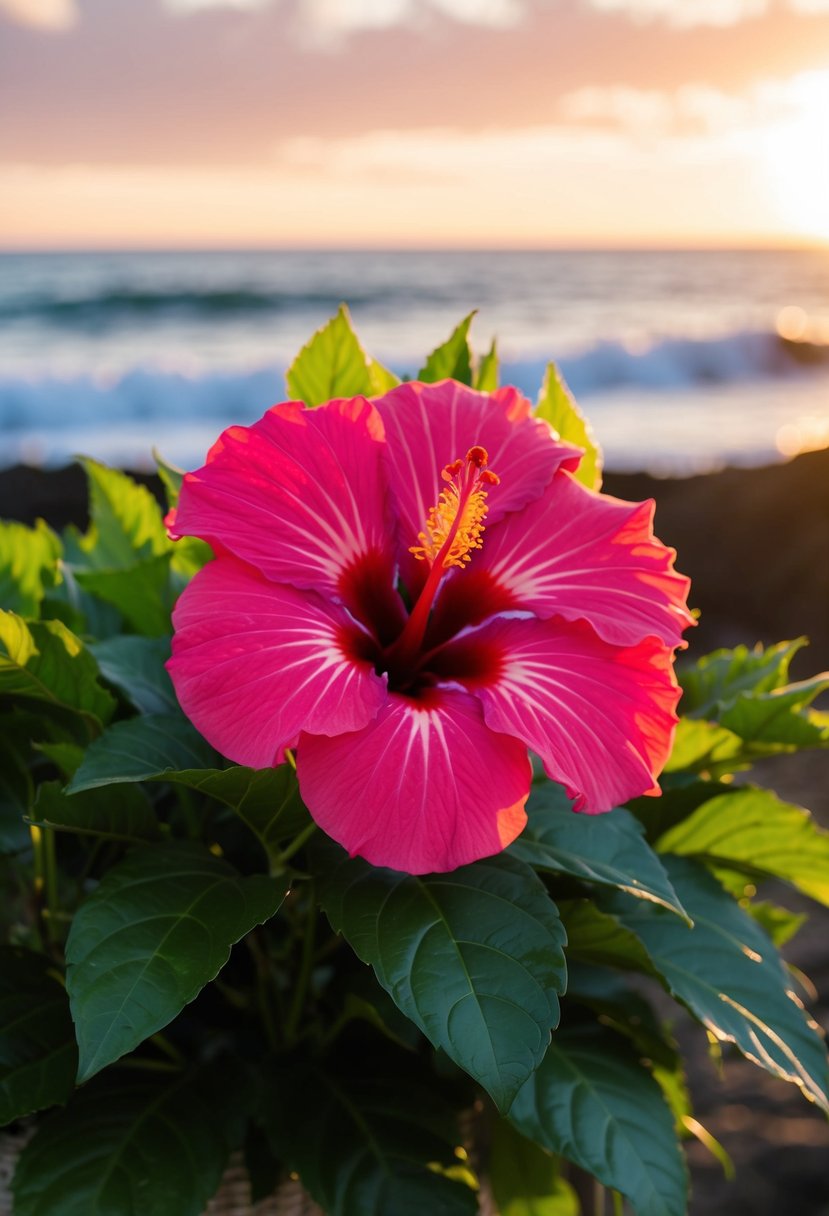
(410, 446, 500, 570)
(385, 448, 499, 675)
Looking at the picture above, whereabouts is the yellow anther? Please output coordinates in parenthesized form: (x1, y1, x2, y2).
(410, 447, 497, 569)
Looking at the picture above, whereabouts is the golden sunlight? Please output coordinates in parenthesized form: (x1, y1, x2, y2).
(762, 71, 829, 242)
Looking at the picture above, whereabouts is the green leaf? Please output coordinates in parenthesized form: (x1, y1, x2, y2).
(510, 784, 687, 919)
(66, 841, 285, 1081)
(90, 635, 177, 714)
(558, 901, 656, 975)
(473, 338, 499, 392)
(67, 459, 169, 571)
(668, 642, 829, 776)
(76, 553, 175, 636)
(0, 946, 77, 1126)
(0, 731, 32, 854)
(67, 713, 217, 792)
(32, 780, 160, 843)
(680, 639, 807, 717)
(418, 312, 476, 385)
(153, 448, 185, 510)
(0, 612, 115, 736)
(0, 519, 61, 617)
(286, 304, 399, 405)
(12, 1061, 247, 1216)
(601, 857, 829, 1110)
(657, 785, 829, 906)
(315, 842, 567, 1113)
(746, 900, 806, 948)
(42, 565, 123, 641)
(509, 1025, 687, 1216)
(162, 765, 311, 864)
(565, 964, 679, 1072)
(264, 1059, 478, 1216)
(535, 362, 602, 490)
(488, 1119, 578, 1216)
(625, 778, 727, 843)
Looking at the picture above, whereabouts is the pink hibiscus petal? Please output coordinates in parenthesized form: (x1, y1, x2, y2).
(170, 397, 394, 600)
(296, 690, 531, 874)
(375, 380, 582, 587)
(465, 615, 680, 813)
(167, 556, 387, 768)
(472, 471, 693, 649)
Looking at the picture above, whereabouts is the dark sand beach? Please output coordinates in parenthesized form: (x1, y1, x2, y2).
(1, 449, 828, 1215)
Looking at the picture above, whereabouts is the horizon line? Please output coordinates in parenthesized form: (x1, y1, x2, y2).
(2, 238, 829, 256)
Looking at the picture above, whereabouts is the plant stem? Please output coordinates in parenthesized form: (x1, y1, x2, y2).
(284, 883, 316, 1044)
(150, 1032, 186, 1065)
(245, 930, 279, 1049)
(276, 821, 318, 868)
(612, 1190, 625, 1216)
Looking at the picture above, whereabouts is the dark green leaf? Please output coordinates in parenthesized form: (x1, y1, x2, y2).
(601, 857, 829, 1110)
(511, 785, 687, 918)
(90, 635, 177, 714)
(418, 312, 476, 385)
(509, 1025, 687, 1216)
(0, 946, 77, 1125)
(12, 1061, 247, 1216)
(0, 612, 115, 735)
(488, 1118, 578, 1216)
(565, 964, 679, 1072)
(473, 338, 499, 392)
(315, 842, 567, 1112)
(535, 362, 602, 490)
(67, 713, 217, 792)
(33, 740, 85, 778)
(76, 553, 175, 636)
(657, 785, 829, 906)
(42, 565, 123, 641)
(0, 732, 32, 854)
(286, 304, 399, 405)
(559, 900, 657, 974)
(264, 1058, 477, 1216)
(32, 780, 160, 843)
(0, 519, 61, 617)
(161, 764, 311, 864)
(66, 841, 285, 1080)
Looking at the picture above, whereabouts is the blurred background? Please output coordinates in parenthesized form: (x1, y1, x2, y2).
(1, 0, 829, 475)
(1, 2, 828, 1213)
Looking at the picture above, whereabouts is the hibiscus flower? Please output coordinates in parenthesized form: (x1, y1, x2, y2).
(166, 379, 692, 874)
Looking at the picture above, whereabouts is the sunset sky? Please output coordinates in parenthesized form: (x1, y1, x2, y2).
(2, 0, 829, 247)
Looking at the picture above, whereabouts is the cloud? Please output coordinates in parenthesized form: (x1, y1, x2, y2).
(0, 0, 77, 30)
(585, 0, 768, 25)
(2, 0, 829, 168)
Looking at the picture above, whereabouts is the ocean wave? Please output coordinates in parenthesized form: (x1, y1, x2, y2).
(1, 329, 827, 440)
(0, 285, 412, 326)
(506, 330, 829, 398)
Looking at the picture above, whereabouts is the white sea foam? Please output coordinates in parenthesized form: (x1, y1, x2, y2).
(2, 329, 828, 473)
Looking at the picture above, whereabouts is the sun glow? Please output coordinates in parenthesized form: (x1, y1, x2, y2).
(762, 72, 829, 242)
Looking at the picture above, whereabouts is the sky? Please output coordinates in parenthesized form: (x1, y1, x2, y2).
(1, 0, 829, 247)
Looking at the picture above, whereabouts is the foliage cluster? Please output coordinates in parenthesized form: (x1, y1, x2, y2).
(1, 308, 828, 1215)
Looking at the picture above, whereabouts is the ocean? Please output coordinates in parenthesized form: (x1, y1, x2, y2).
(2, 248, 829, 476)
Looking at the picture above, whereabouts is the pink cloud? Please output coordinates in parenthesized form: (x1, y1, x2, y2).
(2, 0, 829, 166)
